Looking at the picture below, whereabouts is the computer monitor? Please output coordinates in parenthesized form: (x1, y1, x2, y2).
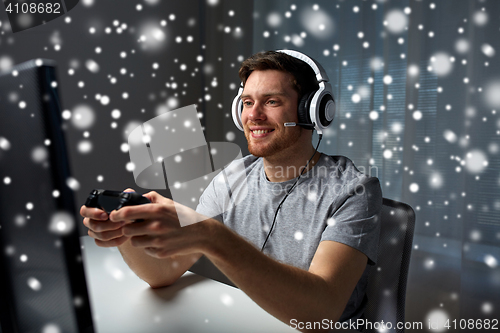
(0, 60, 94, 332)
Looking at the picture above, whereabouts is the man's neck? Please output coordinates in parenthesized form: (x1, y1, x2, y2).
(262, 148, 321, 182)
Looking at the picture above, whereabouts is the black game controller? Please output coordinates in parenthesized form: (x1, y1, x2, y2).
(84, 189, 151, 214)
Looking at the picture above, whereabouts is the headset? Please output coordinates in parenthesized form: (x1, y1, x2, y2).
(231, 50, 337, 252)
(231, 49, 336, 135)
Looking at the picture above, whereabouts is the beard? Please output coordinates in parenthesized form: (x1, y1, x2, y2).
(245, 126, 303, 158)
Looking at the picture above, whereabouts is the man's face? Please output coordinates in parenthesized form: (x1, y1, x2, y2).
(240, 70, 305, 158)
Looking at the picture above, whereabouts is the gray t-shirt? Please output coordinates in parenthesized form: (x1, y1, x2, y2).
(196, 153, 382, 321)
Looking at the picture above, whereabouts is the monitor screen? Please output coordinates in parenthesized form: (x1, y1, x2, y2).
(0, 60, 94, 333)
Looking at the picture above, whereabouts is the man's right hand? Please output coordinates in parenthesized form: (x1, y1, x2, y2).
(80, 205, 129, 247)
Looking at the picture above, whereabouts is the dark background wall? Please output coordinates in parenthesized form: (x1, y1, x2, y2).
(0, 0, 499, 331)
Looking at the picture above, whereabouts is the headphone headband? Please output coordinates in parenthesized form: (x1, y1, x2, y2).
(276, 49, 330, 83)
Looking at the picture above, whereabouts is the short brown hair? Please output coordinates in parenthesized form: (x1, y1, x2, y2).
(238, 51, 319, 100)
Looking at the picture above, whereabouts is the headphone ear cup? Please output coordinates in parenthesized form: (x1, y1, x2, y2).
(297, 91, 314, 127)
(318, 93, 335, 127)
(231, 86, 244, 131)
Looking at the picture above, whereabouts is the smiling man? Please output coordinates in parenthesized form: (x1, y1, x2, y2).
(81, 50, 382, 331)
(241, 68, 318, 180)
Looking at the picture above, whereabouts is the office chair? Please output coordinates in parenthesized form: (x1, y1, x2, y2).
(363, 198, 416, 333)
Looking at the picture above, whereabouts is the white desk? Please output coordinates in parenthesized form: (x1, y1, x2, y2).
(81, 236, 293, 333)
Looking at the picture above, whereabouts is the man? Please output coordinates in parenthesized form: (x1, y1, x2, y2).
(81, 50, 382, 330)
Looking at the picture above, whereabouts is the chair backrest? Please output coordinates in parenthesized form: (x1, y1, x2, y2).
(363, 198, 416, 333)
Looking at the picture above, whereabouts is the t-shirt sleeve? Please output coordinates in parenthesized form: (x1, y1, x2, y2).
(195, 175, 224, 223)
(320, 177, 382, 265)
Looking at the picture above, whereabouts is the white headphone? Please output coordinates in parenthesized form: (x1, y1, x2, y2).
(231, 50, 336, 135)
